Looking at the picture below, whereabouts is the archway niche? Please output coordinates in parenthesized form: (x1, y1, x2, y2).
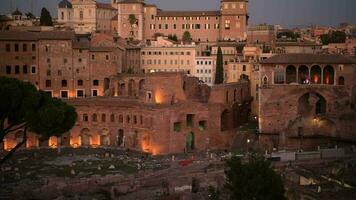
(298, 65, 309, 84)
(338, 76, 345, 85)
(323, 65, 334, 85)
(310, 65, 322, 84)
(128, 79, 136, 97)
(297, 93, 327, 117)
(286, 65, 297, 84)
(221, 109, 229, 131)
(80, 128, 91, 147)
(186, 132, 195, 151)
(118, 129, 124, 147)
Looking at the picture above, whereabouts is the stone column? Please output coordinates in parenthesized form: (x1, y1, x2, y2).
(321, 66, 324, 84)
(296, 67, 299, 84)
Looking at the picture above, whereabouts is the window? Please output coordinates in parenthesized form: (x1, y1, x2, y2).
(23, 65, 28, 74)
(110, 114, 115, 122)
(23, 44, 27, 52)
(78, 58, 82, 63)
(60, 91, 68, 99)
(61, 12, 64, 20)
(32, 44, 36, 51)
(274, 66, 285, 84)
(243, 65, 246, 71)
(6, 65, 11, 74)
(57, 70, 62, 76)
(93, 80, 99, 86)
(119, 115, 123, 123)
(45, 91, 53, 97)
(80, 11, 83, 20)
(92, 89, 98, 97)
(102, 114, 106, 122)
(173, 122, 181, 132)
(64, 58, 67, 64)
(6, 44, 10, 52)
(77, 79, 83, 86)
(45, 80, 51, 87)
(106, 55, 109, 60)
(199, 121, 206, 131)
(47, 69, 51, 76)
(61, 80, 67, 87)
(91, 55, 95, 60)
(14, 44, 19, 52)
(83, 114, 88, 122)
(15, 65, 20, 74)
(76, 90, 84, 97)
(92, 114, 97, 122)
(126, 115, 130, 123)
(31, 66, 36, 74)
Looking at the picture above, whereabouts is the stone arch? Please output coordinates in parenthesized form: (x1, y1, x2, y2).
(298, 93, 327, 117)
(117, 129, 124, 147)
(118, 82, 126, 96)
(221, 109, 229, 131)
(128, 79, 136, 97)
(310, 65, 322, 84)
(315, 94, 326, 115)
(80, 128, 91, 146)
(262, 76, 268, 86)
(323, 65, 334, 85)
(186, 132, 195, 151)
(286, 65, 297, 84)
(338, 76, 345, 85)
(298, 65, 309, 84)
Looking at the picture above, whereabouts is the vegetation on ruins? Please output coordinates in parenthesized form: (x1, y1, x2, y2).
(224, 155, 285, 200)
(320, 31, 347, 45)
(40, 7, 53, 26)
(0, 77, 77, 165)
(182, 31, 192, 42)
(215, 46, 224, 84)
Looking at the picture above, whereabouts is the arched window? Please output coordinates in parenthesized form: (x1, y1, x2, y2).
(119, 114, 123, 123)
(83, 114, 88, 122)
(310, 65, 321, 84)
(110, 114, 115, 122)
(102, 114, 106, 122)
(286, 65, 297, 84)
(274, 65, 285, 84)
(298, 65, 309, 84)
(263, 76, 268, 86)
(338, 76, 345, 85)
(323, 65, 334, 85)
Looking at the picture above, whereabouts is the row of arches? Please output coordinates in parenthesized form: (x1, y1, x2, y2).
(226, 88, 244, 103)
(82, 113, 144, 125)
(274, 65, 344, 85)
(117, 79, 145, 97)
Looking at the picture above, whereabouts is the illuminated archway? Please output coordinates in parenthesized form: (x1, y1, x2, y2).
(286, 65, 297, 84)
(323, 65, 334, 85)
(298, 65, 309, 84)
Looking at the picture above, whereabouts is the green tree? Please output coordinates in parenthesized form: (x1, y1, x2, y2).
(224, 155, 285, 200)
(0, 77, 77, 165)
(40, 7, 53, 26)
(25, 12, 35, 19)
(168, 34, 178, 42)
(320, 31, 346, 45)
(128, 14, 137, 26)
(182, 31, 191, 42)
(214, 46, 224, 84)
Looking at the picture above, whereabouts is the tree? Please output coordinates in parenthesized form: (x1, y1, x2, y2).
(320, 31, 346, 45)
(168, 34, 178, 42)
(0, 77, 77, 165)
(40, 7, 53, 26)
(182, 31, 191, 42)
(25, 12, 35, 19)
(128, 14, 137, 26)
(224, 155, 285, 200)
(208, 186, 221, 200)
(215, 46, 224, 84)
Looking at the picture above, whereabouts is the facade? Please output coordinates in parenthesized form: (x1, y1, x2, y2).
(275, 42, 323, 54)
(58, 0, 117, 34)
(3, 73, 252, 155)
(327, 38, 356, 55)
(113, 0, 248, 41)
(141, 37, 196, 75)
(247, 24, 276, 44)
(258, 54, 356, 151)
(195, 57, 214, 86)
(0, 31, 124, 98)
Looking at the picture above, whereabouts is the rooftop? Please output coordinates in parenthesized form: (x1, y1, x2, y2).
(261, 54, 356, 64)
(157, 11, 220, 17)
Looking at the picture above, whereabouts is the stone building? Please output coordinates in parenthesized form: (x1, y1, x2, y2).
(112, 0, 248, 41)
(195, 56, 214, 86)
(58, 0, 117, 34)
(258, 54, 356, 151)
(141, 37, 196, 75)
(2, 73, 252, 155)
(247, 24, 276, 45)
(0, 31, 125, 98)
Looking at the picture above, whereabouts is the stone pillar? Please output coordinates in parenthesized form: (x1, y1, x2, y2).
(321, 66, 324, 84)
(296, 67, 299, 84)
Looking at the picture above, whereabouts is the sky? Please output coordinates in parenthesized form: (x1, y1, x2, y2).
(1, 0, 355, 28)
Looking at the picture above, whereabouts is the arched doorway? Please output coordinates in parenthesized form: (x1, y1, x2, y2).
(221, 109, 229, 131)
(128, 79, 136, 97)
(315, 94, 326, 115)
(118, 129, 124, 147)
(286, 65, 297, 84)
(100, 128, 110, 146)
(310, 65, 321, 84)
(298, 65, 309, 84)
(338, 76, 345, 85)
(80, 128, 91, 147)
(186, 132, 194, 151)
(323, 65, 334, 85)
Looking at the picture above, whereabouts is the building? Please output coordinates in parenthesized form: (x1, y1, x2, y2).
(2, 73, 252, 155)
(0, 31, 125, 98)
(327, 38, 356, 56)
(274, 41, 323, 54)
(258, 54, 356, 151)
(247, 24, 276, 45)
(141, 37, 196, 75)
(58, 0, 117, 34)
(195, 57, 214, 86)
(113, 0, 248, 41)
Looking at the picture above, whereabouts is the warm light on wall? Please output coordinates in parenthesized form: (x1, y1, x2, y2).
(313, 75, 319, 83)
(325, 76, 330, 84)
(90, 134, 101, 147)
(48, 136, 58, 149)
(70, 136, 81, 148)
(3, 138, 16, 151)
(155, 90, 163, 104)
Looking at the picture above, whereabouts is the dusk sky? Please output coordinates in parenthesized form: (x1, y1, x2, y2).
(1, 0, 355, 28)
